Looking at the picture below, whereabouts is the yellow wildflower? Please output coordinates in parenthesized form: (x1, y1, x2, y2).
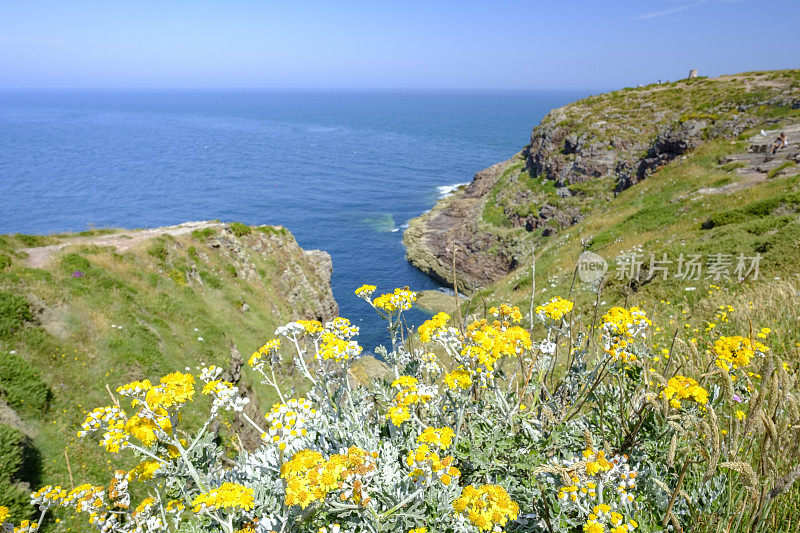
(417, 426, 455, 449)
(661, 375, 709, 409)
(444, 367, 473, 390)
(192, 482, 254, 513)
(453, 484, 519, 532)
(354, 284, 377, 298)
(536, 296, 574, 322)
(372, 287, 417, 313)
(713, 336, 768, 372)
(418, 312, 450, 343)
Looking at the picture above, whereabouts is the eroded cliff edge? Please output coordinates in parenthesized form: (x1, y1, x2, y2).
(0, 221, 337, 510)
(404, 70, 800, 289)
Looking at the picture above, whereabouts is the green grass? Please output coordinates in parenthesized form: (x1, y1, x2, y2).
(256, 225, 289, 237)
(228, 222, 251, 237)
(720, 161, 745, 172)
(0, 290, 31, 340)
(0, 224, 335, 531)
(191, 227, 217, 240)
(0, 351, 51, 414)
(0, 424, 39, 521)
(470, 134, 800, 351)
(767, 161, 797, 179)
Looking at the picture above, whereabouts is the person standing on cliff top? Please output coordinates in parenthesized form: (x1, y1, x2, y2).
(771, 132, 788, 154)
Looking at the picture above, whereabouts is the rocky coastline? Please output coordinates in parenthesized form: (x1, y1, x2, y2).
(403, 70, 800, 289)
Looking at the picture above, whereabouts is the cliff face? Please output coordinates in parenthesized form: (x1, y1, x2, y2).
(403, 160, 518, 290)
(404, 70, 800, 288)
(0, 222, 337, 509)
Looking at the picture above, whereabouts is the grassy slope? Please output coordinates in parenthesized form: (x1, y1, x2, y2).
(459, 121, 800, 386)
(438, 71, 800, 349)
(475, 70, 800, 251)
(430, 76, 800, 528)
(0, 223, 334, 527)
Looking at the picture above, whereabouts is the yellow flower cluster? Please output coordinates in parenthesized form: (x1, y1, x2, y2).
(133, 497, 155, 518)
(34, 476, 137, 531)
(32, 483, 104, 514)
(583, 506, 638, 533)
(582, 447, 612, 476)
(601, 306, 651, 337)
(127, 460, 161, 481)
(0, 506, 8, 523)
(31, 485, 68, 508)
(328, 317, 359, 338)
(79, 405, 128, 452)
(489, 304, 524, 323)
(443, 367, 473, 390)
(372, 287, 417, 313)
(554, 451, 639, 530)
(248, 338, 281, 367)
(418, 312, 450, 343)
(144, 371, 196, 411)
(320, 330, 362, 362)
(713, 335, 768, 372)
(81, 371, 197, 455)
(535, 297, 574, 322)
(124, 408, 173, 447)
(192, 482, 255, 513)
(202, 378, 236, 397)
(600, 306, 651, 362)
(11, 520, 38, 533)
(453, 484, 519, 532)
(263, 397, 319, 450)
(116, 379, 152, 397)
(417, 426, 455, 449)
(661, 375, 709, 409)
(297, 320, 324, 334)
(166, 500, 185, 512)
(387, 376, 434, 426)
(406, 444, 460, 485)
(354, 284, 377, 298)
(282, 447, 378, 508)
(462, 319, 532, 373)
(107, 470, 130, 510)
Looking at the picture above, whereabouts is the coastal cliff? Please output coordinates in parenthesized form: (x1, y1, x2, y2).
(404, 70, 800, 289)
(0, 221, 336, 517)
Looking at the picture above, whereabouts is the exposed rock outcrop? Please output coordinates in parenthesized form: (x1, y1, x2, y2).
(403, 160, 517, 290)
(208, 226, 337, 321)
(405, 70, 800, 289)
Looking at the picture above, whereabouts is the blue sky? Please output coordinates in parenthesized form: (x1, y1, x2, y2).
(0, 0, 796, 90)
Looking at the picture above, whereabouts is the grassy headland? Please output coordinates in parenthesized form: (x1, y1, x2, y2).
(0, 222, 336, 526)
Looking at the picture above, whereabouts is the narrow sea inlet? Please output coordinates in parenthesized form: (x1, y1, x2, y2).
(0, 89, 583, 347)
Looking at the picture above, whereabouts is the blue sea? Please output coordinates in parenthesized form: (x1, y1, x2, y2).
(0, 90, 586, 348)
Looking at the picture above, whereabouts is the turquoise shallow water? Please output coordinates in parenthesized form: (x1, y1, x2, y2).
(0, 89, 586, 348)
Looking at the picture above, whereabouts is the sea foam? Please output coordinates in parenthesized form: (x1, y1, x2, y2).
(437, 182, 469, 198)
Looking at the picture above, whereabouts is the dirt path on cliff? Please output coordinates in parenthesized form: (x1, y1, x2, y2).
(19, 220, 224, 268)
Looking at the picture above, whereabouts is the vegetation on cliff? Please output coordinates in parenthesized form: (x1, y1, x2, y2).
(4, 69, 800, 532)
(5, 285, 799, 532)
(404, 69, 800, 291)
(392, 69, 800, 530)
(0, 222, 337, 529)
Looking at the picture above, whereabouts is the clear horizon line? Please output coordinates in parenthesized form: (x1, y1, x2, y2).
(0, 84, 612, 93)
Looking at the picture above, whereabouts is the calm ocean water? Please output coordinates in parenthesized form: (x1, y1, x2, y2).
(0, 90, 585, 348)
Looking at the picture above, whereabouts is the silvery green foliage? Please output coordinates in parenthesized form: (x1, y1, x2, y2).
(23, 293, 800, 533)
